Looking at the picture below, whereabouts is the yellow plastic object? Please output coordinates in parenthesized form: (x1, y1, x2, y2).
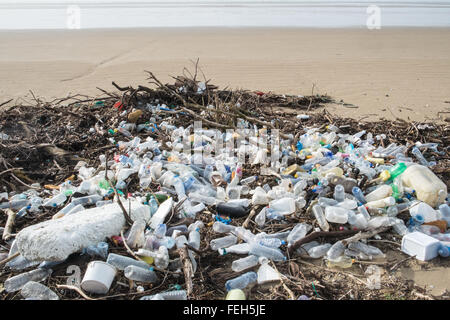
(379, 170, 391, 182)
(282, 164, 302, 176)
(365, 157, 385, 165)
(138, 256, 154, 265)
(44, 184, 60, 190)
(226, 289, 246, 300)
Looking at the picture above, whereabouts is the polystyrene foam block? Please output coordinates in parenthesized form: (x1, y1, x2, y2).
(401, 231, 441, 261)
(16, 201, 150, 262)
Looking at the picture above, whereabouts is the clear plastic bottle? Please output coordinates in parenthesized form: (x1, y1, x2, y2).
(127, 219, 147, 249)
(219, 243, 250, 255)
(210, 235, 238, 250)
(43, 193, 67, 208)
(83, 242, 109, 259)
(326, 255, 354, 268)
(225, 271, 258, 291)
(347, 241, 385, 258)
(333, 184, 345, 203)
(106, 253, 149, 271)
(20, 281, 59, 300)
(324, 206, 349, 224)
(352, 186, 366, 204)
(71, 194, 102, 206)
(188, 229, 201, 250)
(248, 242, 286, 261)
(439, 204, 450, 225)
(348, 213, 368, 230)
(318, 197, 338, 207)
(240, 176, 258, 185)
(268, 197, 296, 215)
(255, 207, 267, 227)
(63, 204, 85, 217)
(231, 255, 259, 272)
(286, 223, 311, 247)
(96, 200, 113, 207)
(367, 216, 398, 229)
(326, 240, 346, 261)
(308, 243, 332, 258)
(392, 219, 408, 236)
(357, 205, 371, 221)
(140, 290, 187, 300)
(212, 221, 236, 234)
(124, 265, 159, 283)
(4, 268, 52, 293)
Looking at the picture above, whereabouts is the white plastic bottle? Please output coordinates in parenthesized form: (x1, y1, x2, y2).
(324, 206, 350, 224)
(365, 196, 396, 209)
(333, 184, 345, 202)
(365, 185, 393, 202)
(400, 164, 447, 207)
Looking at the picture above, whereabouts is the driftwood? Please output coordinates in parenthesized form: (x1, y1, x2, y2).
(178, 246, 194, 298)
(2, 208, 16, 240)
(288, 229, 359, 255)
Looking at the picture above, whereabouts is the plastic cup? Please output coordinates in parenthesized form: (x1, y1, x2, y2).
(81, 261, 117, 294)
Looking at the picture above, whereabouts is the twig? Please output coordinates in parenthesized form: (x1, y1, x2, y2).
(389, 255, 415, 272)
(341, 227, 390, 245)
(178, 246, 194, 298)
(2, 209, 16, 240)
(0, 251, 20, 267)
(56, 284, 96, 300)
(109, 182, 133, 226)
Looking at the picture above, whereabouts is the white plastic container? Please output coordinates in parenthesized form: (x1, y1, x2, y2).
(401, 231, 441, 261)
(365, 185, 393, 202)
(400, 164, 447, 208)
(268, 197, 296, 215)
(81, 261, 117, 294)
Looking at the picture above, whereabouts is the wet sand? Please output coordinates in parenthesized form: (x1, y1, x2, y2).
(0, 27, 449, 122)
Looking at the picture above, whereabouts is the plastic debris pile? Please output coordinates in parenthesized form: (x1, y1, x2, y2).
(0, 72, 449, 300)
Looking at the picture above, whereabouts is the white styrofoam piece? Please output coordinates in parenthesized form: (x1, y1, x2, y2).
(16, 201, 150, 262)
(401, 231, 441, 261)
(149, 197, 173, 229)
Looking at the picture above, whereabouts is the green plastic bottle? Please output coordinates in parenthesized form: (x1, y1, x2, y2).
(388, 162, 407, 180)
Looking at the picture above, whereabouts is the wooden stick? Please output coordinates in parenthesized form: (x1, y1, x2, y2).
(3, 208, 16, 240)
(0, 251, 20, 267)
(178, 246, 194, 298)
(341, 227, 390, 246)
(56, 284, 96, 300)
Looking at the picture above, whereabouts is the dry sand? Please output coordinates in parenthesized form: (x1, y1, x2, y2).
(0, 27, 450, 122)
(0, 27, 449, 297)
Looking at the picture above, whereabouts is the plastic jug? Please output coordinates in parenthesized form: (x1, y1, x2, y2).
(400, 164, 447, 208)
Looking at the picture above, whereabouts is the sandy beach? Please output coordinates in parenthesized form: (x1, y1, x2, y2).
(1, 27, 449, 122)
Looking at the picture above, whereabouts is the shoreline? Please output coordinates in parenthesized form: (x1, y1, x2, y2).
(1, 27, 450, 123)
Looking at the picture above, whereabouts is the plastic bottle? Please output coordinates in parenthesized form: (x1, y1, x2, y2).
(124, 265, 159, 283)
(241, 176, 258, 185)
(409, 201, 440, 223)
(188, 229, 201, 250)
(326, 255, 354, 268)
(20, 281, 59, 300)
(63, 204, 85, 217)
(367, 216, 398, 229)
(216, 203, 248, 218)
(140, 290, 187, 300)
(438, 244, 450, 257)
(393, 219, 408, 236)
(333, 184, 345, 203)
(411, 146, 435, 167)
(210, 235, 238, 250)
(126, 219, 146, 248)
(231, 255, 259, 272)
(365, 196, 396, 209)
(324, 206, 349, 224)
(96, 200, 113, 207)
(439, 204, 450, 226)
(312, 207, 331, 233)
(212, 221, 236, 233)
(326, 240, 346, 261)
(318, 197, 338, 207)
(308, 243, 332, 258)
(268, 197, 296, 215)
(357, 205, 371, 221)
(71, 194, 102, 206)
(4, 268, 53, 293)
(225, 271, 258, 291)
(43, 193, 67, 208)
(83, 242, 109, 259)
(351, 187, 366, 204)
(219, 243, 250, 255)
(337, 199, 358, 210)
(347, 241, 385, 258)
(255, 207, 267, 227)
(286, 223, 311, 247)
(365, 185, 393, 202)
(248, 242, 286, 261)
(106, 253, 149, 271)
(400, 164, 447, 208)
